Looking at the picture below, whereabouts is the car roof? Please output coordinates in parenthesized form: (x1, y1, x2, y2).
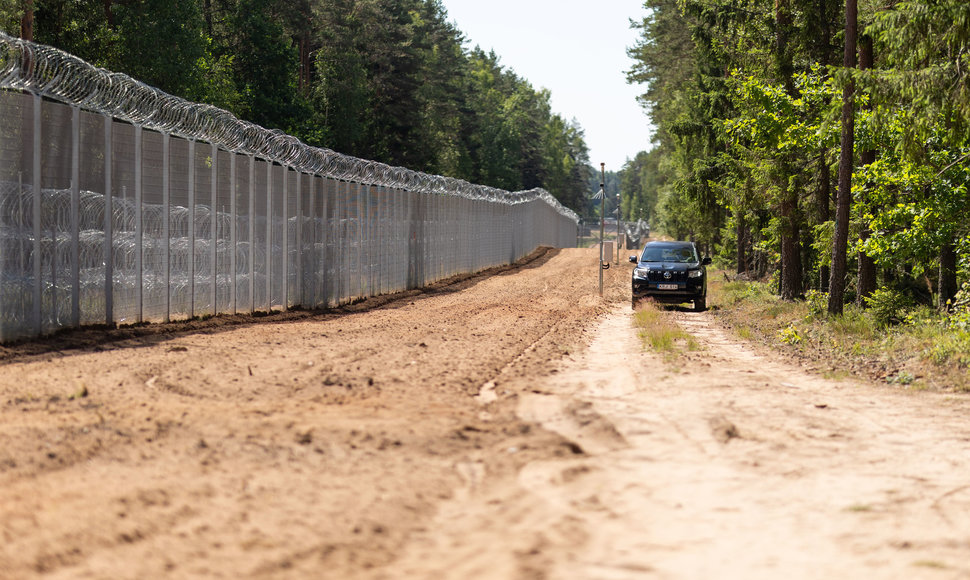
(642, 241, 695, 248)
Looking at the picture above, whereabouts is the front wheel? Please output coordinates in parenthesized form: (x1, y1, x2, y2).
(695, 296, 707, 312)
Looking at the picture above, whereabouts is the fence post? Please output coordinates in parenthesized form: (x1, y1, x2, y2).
(188, 139, 196, 318)
(356, 181, 363, 300)
(70, 105, 80, 327)
(336, 180, 344, 305)
(281, 166, 288, 311)
(134, 124, 143, 323)
(296, 171, 303, 308)
(379, 185, 385, 295)
(103, 115, 113, 326)
(318, 177, 330, 308)
(162, 131, 171, 322)
(210, 142, 217, 316)
(307, 175, 314, 305)
(265, 161, 272, 311)
(248, 155, 255, 314)
(31, 94, 41, 335)
(230, 152, 237, 314)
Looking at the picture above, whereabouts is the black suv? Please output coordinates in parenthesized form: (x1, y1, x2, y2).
(630, 241, 711, 311)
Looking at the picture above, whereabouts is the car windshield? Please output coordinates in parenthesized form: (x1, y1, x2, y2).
(642, 245, 697, 263)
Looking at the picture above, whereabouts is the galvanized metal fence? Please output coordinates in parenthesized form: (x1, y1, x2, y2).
(0, 34, 578, 342)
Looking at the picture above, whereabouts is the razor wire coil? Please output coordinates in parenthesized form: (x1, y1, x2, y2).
(0, 32, 578, 222)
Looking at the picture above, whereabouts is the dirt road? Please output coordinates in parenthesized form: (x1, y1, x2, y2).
(393, 308, 970, 579)
(1, 247, 969, 579)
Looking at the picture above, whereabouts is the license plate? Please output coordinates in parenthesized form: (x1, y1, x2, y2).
(657, 284, 678, 290)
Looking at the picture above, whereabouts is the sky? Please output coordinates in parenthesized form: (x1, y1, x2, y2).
(439, 0, 654, 172)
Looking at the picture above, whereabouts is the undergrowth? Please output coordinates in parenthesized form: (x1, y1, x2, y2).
(709, 274, 970, 392)
(633, 304, 700, 359)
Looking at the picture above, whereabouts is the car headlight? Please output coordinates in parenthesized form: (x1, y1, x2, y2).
(688, 269, 704, 278)
(633, 267, 650, 278)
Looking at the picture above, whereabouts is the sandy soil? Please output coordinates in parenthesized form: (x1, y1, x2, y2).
(2, 246, 969, 579)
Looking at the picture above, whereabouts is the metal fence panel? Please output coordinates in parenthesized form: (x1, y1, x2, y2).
(0, 34, 579, 342)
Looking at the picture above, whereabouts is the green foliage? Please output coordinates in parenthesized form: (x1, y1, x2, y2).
(633, 306, 701, 355)
(863, 287, 913, 327)
(825, 305, 878, 341)
(946, 282, 970, 330)
(927, 331, 970, 368)
(779, 323, 802, 345)
(857, 132, 970, 275)
(712, 276, 970, 391)
(619, 150, 662, 224)
(11, 0, 591, 213)
(112, 0, 210, 100)
(0, 1, 21, 35)
(628, 0, 970, 316)
(867, 0, 970, 143)
(230, 0, 306, 132)
(804, 289, 828, 320)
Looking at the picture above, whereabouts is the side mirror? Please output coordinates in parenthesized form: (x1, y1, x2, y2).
(628, 256, 638, 264)
(702, 257, 712, 265)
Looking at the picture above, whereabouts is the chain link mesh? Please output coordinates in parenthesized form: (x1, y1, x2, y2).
(0, 33, 579, 341)
(0, 32, 578, 220)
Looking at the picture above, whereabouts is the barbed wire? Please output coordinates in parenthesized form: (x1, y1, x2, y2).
(0, 32, 579, 222)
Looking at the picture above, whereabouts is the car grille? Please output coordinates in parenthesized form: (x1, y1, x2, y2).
(646, 270, 687, 283)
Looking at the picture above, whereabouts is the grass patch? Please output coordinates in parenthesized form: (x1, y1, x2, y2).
(633, 304, 700, 358)
(912, 560, 948, 570)
(706, 271, 970, 391)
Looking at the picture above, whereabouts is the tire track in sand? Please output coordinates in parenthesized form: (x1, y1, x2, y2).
(381, 305, 970, 580)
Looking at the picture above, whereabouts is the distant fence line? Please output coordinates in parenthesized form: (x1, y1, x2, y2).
(0, 33, 578, 342)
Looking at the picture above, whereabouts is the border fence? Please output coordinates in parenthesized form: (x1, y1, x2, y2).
(0, 33, 578, 342)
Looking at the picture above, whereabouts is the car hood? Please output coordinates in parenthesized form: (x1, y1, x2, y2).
(636, 261, 699, 270)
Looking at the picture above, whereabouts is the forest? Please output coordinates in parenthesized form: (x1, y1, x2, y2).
(0, 0, 591, 212)
(622, 0, 970, 317)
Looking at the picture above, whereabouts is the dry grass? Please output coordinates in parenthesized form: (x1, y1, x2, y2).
(632, 303, 700, 358)
(707, 273, 970, 392)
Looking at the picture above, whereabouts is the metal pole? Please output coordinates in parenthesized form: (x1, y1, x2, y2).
(230, 152, 237, 314)
(134, 125, 143, 323)
(282, 166, 288, 311)
(32, 94, 41, 335)
(162, 132, 170, 322)
(248, 155, 255, 314)
(210, 143, 217, 316)
(599, 163, 605, 297)
(188, 140, 196, 318)
(70, 106, 80, 327)
(617, 191, 621, 263)
(104, 115, 113, 326)
(265, 162, 272, 311)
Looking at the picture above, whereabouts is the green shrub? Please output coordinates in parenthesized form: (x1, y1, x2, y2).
(864, 287, 912, 327)
(779, 323, 802, 345)
(947, 281, 970, 330)
(927, 330, 970, 367)
(829, 305, 878, 340)
(805, 289, 828, 320)
(634, 307, 700, 354)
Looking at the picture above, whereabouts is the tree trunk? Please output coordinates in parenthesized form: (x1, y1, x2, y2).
(300, 33, 313, 93)
(827, 0, 857, 316)
(856, 35, 877, 306)
(737, 213, 748, 277)
(939, 239, 958, 311)
(776, 0, 802, 300)
(817, 149, 831, 291)
(20, 0, 34, 41)
(104, 0, 114, 28)
(780, 184, 802, 300)
(775, 0, 795, 94)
